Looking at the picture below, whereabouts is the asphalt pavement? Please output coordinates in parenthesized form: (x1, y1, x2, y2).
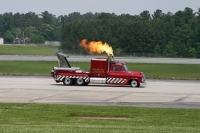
(0, 55, 200, 64)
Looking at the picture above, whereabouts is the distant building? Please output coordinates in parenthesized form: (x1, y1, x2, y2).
(45, 41, 60, 46)
(0, 38, 4, 44)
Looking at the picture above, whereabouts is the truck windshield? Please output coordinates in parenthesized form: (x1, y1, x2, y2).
(57, 53, 70, 68)
(58, 56, 68, 67)
(122, 65, 128, 71)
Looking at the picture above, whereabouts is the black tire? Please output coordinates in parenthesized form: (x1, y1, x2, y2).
(51, 72, 55, 78)
(76, 78, 85, 86)
(130, 80, 140, 87)
(63, 77, 73, 85)
(85, 82, 89, 85)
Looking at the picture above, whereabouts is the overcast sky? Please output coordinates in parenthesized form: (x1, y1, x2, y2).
(0, 0, 199, 17)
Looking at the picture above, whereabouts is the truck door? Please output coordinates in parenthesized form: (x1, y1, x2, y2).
(106, 65, 127, 84)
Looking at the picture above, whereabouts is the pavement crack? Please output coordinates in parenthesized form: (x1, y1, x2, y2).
(102, 92, 134, 102)
(29, 90, 77, 102)
(175, 94, 193, 102)
(0, 88, 18, 93)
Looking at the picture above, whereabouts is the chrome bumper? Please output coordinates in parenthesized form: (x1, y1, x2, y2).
(140, 82, 147, 86)
(140, 77, 146, 85)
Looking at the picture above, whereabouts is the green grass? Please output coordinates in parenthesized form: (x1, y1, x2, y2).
(0, 45, 58, 55)
(0, 61, 57, 75)
(0, 61, 200, 80)
(0, 103, 199, 133)
(126, 63, 200, 79)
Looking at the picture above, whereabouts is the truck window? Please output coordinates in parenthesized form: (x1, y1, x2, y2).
(122, 65, 128, 71)
(112, 66, 121, 71)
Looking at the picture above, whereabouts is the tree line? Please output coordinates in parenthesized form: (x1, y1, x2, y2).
(0, 11, 98, 44)
(0, 7, 200, 58)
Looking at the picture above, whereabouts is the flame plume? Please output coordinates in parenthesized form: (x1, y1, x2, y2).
(80, 39, 113, 56)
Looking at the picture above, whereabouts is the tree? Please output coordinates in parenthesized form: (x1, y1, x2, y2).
(140, 11, 151, 20)
(11, 27, 21, 38)
(196, 43, 200, 58)
(30, 34, 45, 44)
(172, 24, 192, 56)
(183, 7, 194, 24)
(12, 13, 21, 28)
(4, 30, 14, 43)
(40, 11, 56, 25)
(2, 12, 13, 32)
(82, 12, 97, 20)
(66, 12, 82, 23)
(40, 23, 54, 40)
(97, 12, 116, 19)
(154, 44, 161, 53)
(0, 14, 3, 36)
(188, 47, 197, 58)
(152, 9, 164, 19)
(24, 26, 38, 37)
(164, 42, 177, 56)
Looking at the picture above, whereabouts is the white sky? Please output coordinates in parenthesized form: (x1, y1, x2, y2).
(0, 0, 199, 17)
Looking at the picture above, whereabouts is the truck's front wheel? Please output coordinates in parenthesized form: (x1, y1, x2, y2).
(130, 80, 140, 87)
(76, 78, 85, 86)
(63, 78, 73, 85)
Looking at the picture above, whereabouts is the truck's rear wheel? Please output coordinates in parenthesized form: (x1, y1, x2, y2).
(76, 78, 85, 86)
(63, 78, 73, 85)
(130, 80, 140, 87)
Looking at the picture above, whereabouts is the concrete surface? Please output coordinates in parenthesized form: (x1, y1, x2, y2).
(0, 76, 200, 108)
(0, 55, 200, 64)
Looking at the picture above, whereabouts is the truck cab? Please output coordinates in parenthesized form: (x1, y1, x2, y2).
(89, 56, 146, 87)
(108, 63, 146, 87)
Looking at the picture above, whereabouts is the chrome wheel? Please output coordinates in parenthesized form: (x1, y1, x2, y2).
(76, 78, 85, 86)
(63, 78, 72, 85)
(130, 80, 139, 87)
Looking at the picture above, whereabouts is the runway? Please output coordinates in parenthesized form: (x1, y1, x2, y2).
(0, 76, 200, 108)
(0, 55, 200, 64)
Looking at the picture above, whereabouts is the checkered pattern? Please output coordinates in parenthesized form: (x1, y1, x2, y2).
(56, 75, 89, 82)
(106, 78, 125, 84)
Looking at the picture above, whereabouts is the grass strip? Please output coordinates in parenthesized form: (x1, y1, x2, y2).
(0, 103, 200, 133)
(126, 63, 200, 80)
(0, 61, 200, 80)
(0, 45, 58, 56)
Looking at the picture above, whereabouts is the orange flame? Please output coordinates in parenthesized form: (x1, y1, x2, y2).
(80, 39, 113, 56)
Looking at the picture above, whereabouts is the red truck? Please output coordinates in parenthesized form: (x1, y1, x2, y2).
(51, 53, 146, 87)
